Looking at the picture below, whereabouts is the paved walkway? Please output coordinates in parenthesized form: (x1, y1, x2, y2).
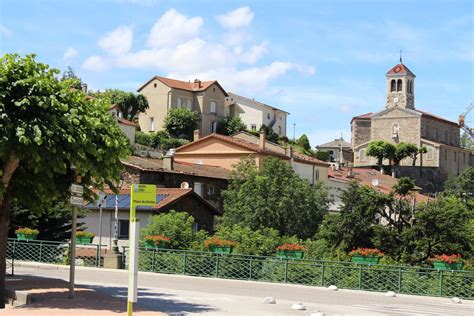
(5, 262, 473, 315)
(4, 274, 162, 315)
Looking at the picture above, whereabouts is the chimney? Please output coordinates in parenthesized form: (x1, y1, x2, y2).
(259, 130, 266, 149)
(193, 129, 201, 142)
(163, 154, 174, 170)
(193, 79, 201, 89)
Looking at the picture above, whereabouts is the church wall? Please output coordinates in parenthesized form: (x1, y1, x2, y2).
(421, 117, 460, 147)
(371, 115, 421, 146)
(351, 119, 371, 147)
(438, 145, 471, 178)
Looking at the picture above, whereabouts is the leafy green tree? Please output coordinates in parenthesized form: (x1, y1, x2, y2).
(217, 117, 247, 135)
(315, 150, 330, 161)
(95, 89, 148, 121)
(259, 125, 279, 143)
(61, 66, 83, 90)
(367, 140, 396, 171)
(460, 132, 474, 150)
(393, 142, 418, 166)
(0, 54, 130, 307)
(163, 108, 199, 140)
(443, 167, 473, 208)
(221, 157, 329, 239)
(297, 134, 311, 151)
(141, 211, 207, 249)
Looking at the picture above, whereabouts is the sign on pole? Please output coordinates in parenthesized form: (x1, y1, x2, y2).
(70, 196, 83, 207)
(70, 184, 84, 196)
(128, 184, 155, 316)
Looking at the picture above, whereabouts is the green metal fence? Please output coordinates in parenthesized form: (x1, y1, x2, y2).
(6, 239, 473, 299)
(6, 238, 103, 268)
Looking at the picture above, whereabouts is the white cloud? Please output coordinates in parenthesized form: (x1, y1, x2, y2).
(63, 47, 79, 60)
(217, 6, 254, 29)
(98, 25, 133, 55)
(82, 56, 106, 71)
(146, 9, 203, 48)
(0, 24, 12, 37)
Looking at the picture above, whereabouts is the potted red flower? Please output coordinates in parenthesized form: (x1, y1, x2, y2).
(276, 244, 307, 259)
(76, 231, 95, 245)
(15, 227, 39, 241)
(349, 248, 384, 264)
(144, 235, 171, 249)
(204, 237, 236, 254)
(429, 254, 463, 271)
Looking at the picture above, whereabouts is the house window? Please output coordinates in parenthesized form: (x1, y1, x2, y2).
(445, 150, 447, 161)
(359, 149, 366, 161)
(210, 101, 217, 114)
(251, 124, 257, 131)
(267, 113, 270, 120)
(278, 126, 282, 135)
(187, 99, 192, 110)
(150, 117, 155, 132)
(315, 168, 320, 181)
(390, 79, 396, 92)
(194, 182, 203, 197)
(224, 107, 230, 117)
(177, 97, 182, 108)
(208, 185, 215, 196)
(118, 219, 129, 239)
(210, 121, 217, 133)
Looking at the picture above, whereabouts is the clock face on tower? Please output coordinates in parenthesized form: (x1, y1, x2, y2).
(393, 97, 399, 103)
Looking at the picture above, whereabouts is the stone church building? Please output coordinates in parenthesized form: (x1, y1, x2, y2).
(351, 61, 472, 192)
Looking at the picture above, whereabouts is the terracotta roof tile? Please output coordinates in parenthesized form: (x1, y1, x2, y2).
(328, 167, 430, 203)
(351, 112, 373, 122)
(137, 76, 228, 96)
(386, 63, 416, 77)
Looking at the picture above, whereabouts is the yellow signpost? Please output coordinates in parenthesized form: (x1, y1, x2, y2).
(128, 184, 156, 316)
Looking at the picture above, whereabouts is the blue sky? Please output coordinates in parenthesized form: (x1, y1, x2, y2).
(1, 0, 473, 145)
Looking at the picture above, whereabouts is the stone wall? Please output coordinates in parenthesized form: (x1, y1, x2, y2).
(393, 166, 444, 193)
(421, 116, 460, 147)
(351, 119, 371, 147)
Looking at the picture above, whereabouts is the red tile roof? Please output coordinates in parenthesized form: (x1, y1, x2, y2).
(176, 133, 329, 166)
(386, 63, 415, 77)
(137, 76, 228, 96)
(328, 167, 430, 203)
(351, 112, 373, 122)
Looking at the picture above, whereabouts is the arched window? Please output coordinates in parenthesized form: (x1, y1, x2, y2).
(410, 80, 413, 94)
(397, 79, 403, 92)
(359, 149, 366, 161)
(390, 79, 396, 92)
(407, 80, 411, 93)
(392, 123, 399, 138)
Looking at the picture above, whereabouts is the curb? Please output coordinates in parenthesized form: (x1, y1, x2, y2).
(4, 287, 33, 307)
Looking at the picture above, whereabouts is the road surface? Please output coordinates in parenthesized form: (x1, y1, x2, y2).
(12, 263, 474, 315)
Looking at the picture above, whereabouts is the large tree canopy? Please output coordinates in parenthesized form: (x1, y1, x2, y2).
(0, 54, 130, 307)
(93, 89, 149, 121)
(163, 108, 199, 140)
(221, 157, 329, 239)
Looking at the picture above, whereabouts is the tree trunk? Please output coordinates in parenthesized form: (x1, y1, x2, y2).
(0, 197, 11, 309)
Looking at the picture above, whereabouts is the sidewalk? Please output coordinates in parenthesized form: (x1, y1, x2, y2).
(4, 275, 163, 315)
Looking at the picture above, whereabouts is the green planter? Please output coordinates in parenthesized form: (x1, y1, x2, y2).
(144, 240, 168, 249)
(208, 246, 233, 254)
(351, 255, 381, 264)
(433, 261, 463, 271)
(76, 237, 93, 245)
(16, 233, 38, 241)
(276, 250, 304, 259)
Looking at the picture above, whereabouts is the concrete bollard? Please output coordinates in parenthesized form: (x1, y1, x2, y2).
(385, 291, 396, 297)
(291, 303, 306, 310)
(328, 285, 338, 291)
(451, 297, 462, 304)
(310, 311, 326, 316)
(263, 296, 276, 304)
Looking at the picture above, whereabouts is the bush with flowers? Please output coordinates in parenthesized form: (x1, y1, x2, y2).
(204, 236, 237, 248)
(76, 231, 95, 238)
(15, 227, 39, 235)
(144, 235, 171, 244)
(428, 254, 462, 264)
(349, 248, 384, 257)
(276, 243, 307, 252)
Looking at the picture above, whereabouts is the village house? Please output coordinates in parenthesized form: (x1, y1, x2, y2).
(351, 61, 472, 191)
(173, 130, 329, 185)
(108, 104, 137, 145)
(225, 92, 289, 137)
(84, 187, 220, 248)
(316, 137, 353, 164)
(137, 76, 228, 136)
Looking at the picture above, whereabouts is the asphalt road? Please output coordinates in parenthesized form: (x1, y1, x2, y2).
(13, 263, 474, 315)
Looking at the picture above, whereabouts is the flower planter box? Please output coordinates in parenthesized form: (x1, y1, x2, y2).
(276, 250, 304, 259)
(16, 233, 38, 241)
(433, 261, 463, 271)
(76, 237, 93, 245)
(208, 246, 233, 254)
(351, 255, 380, 264)
(144, 240, 168, 249)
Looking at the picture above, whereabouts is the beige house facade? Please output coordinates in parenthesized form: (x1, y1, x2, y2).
(225, 92, 289, 137)
(351, 62, 472, 188)
(137, 77, 228, 136)
(173, 131, 329, 185)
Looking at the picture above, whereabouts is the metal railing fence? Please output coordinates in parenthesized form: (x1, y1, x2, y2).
(6, 239, 473, 299)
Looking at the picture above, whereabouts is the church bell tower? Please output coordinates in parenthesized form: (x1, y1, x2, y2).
(385, 57, 415, 110)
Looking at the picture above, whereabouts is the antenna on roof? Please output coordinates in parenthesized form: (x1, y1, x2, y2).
(399, 50, 403, 64)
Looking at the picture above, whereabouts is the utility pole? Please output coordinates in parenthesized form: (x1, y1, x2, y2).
(69, 171, 83, 299)
(293, 123, 296, 141)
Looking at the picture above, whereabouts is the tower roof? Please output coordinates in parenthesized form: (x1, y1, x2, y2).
(386, 63, 415, 77)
